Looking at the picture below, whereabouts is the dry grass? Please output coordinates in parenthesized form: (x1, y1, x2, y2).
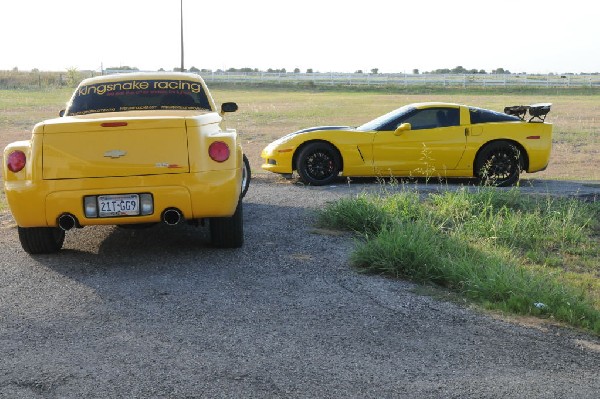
(1, 88, 598, 182)
(213, 89, 600, 181)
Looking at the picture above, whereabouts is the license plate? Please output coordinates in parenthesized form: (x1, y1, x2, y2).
(98, 194, 140, 217)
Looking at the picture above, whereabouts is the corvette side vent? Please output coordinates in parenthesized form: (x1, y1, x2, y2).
(504, 103, 552, 122)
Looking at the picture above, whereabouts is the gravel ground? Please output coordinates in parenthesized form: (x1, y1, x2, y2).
(1, 175, 600, 398)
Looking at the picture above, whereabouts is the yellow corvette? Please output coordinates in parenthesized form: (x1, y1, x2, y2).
(3, 72, 249, 253)
(262, 102, 552, 186)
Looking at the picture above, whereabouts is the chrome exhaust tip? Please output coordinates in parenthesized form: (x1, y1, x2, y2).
(162, 208, 183, 226)
(57, 213, 78, 231)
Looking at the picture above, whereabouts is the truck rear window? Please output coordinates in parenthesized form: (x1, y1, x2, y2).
(66, 79, 212, 116)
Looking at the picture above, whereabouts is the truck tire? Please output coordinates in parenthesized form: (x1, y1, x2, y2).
(241, 154, 251, 198)
(209, 199, 244, 248)
(18, 227, 65, 254)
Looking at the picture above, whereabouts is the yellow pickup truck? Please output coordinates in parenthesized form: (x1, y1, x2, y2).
(3, 72, 250, 253)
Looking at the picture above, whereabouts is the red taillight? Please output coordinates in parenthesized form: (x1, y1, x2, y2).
(7, 150, 26, 173)
(208, 141, 230, 162)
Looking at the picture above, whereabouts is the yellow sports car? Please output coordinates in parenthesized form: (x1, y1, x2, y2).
(261, 102, 552, 186)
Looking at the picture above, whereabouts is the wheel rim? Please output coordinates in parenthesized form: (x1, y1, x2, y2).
(484, 149, 518, 181)
(305, 150, 335, 181)
(242, 161, 249, 191)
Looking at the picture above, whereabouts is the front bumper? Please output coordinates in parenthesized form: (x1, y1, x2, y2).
(260, 146, 294, 174)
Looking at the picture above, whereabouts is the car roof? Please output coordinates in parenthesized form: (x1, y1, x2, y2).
(411, 102, 463, 109)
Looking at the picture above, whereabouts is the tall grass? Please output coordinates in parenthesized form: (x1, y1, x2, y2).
(318, 188, 600, 333)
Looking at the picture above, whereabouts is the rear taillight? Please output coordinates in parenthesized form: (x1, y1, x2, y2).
(208, 141, 230, 162)
(7, 150, 26, 173)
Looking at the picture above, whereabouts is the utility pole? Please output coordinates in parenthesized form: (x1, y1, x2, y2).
(180, 0, 185, 71)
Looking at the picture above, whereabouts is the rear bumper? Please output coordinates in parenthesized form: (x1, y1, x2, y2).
(5, 170, 241, 228)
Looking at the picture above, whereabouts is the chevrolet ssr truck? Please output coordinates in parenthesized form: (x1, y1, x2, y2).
(3, 72, 250, 253)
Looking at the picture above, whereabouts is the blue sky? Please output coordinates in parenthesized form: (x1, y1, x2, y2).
(2, 0, 598, 74)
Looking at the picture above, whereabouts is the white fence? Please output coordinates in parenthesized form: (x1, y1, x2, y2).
(200, 72, 600, 89)
(101, 69, 600, 89)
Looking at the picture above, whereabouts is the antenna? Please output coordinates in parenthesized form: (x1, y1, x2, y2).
(180, 0, 185, 71)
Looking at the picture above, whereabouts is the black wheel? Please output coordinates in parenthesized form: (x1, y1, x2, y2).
(210, 199, 243, 248)
(18, 226, 65, 254)
(296, 142, 341, 186)
(475, 141, 523, 187)
(241, 153, 251, 198)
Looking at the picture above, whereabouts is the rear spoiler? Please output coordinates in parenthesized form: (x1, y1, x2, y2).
(504, 103, 551, 122)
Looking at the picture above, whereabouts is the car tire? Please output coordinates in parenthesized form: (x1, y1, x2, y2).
(296, 142, 341, 186)
(209, 198, 243, 248)
(475, 141, 523, 187)
(241, 154, 251, 198)
(18, 226, 65, 254)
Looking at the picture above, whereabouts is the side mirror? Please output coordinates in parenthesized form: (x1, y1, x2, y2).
(394, 123, 411, 136)
(221, 102, 238, 114)
(59, 109, 65, 117)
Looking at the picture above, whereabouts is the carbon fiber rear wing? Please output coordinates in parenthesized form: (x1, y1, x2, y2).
(504, 103, 551, 122)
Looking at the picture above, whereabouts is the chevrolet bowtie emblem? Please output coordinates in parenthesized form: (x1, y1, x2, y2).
(104, 150, 127, 158)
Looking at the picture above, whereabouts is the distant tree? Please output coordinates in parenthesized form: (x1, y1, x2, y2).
(31, 68, 40, 73)
(492, 67, 510, 74)
(355, 70, 363, 74)
(189, 66, 200, 72)
(108, 66, 139, 71)
(158, 68, 165, 71)
(412, 69, 419, 74)
(12, 66, 18, 72)
(173, 67, 185, 72)
(306, 68, 313, 73)
(294, 68, 300, 73)
(451, 66, 468, 74)
(371, 68, 379, 74)
(479, 69, 487, 74)
(66, 67, 80, 87)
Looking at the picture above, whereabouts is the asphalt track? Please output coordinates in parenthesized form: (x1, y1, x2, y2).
(1, 175, 599, 398)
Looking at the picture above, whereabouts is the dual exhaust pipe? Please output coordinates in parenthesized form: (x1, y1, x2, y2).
(58, 213, 78, 231)
(57, 208, 183, 231)
(161, 208, 183, 226)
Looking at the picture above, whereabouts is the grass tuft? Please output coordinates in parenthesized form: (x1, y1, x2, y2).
(318, 187, 600, 334)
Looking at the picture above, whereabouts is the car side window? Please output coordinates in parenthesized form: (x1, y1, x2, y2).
(402, 108, 460, 130)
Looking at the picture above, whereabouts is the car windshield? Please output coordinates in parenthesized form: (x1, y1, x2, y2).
(356, 105, 415, 131)
(66, 79, 212, 116)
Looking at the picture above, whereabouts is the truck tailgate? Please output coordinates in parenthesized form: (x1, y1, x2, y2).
(42, 117, 190, 179)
